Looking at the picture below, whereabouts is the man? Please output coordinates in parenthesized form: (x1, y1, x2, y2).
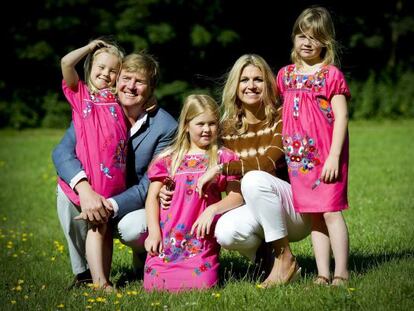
(52, 52, 177, 288)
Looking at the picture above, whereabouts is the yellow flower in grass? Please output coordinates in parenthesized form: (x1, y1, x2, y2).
(15, 285, 22, 291)
(86, 306, 92, 309)
(51, 256, 56, 261)
(114, 301, 120, 305)
(211, 292, 220, 298)
(151, 302, 160, 306)
(256, 284, 264, 289)
(87, 298, 95, 303)
(24, 295, 29, 300)
(96, 297, 106, 303)
(57, 304, 64, 308)
(83, 292, 89, 296)
(17, 280, 24, 285)
(10, 300, 16, 304)
(116, 293, 123, 298)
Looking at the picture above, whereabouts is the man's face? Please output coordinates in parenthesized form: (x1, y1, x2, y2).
(116, 69, 152, 109)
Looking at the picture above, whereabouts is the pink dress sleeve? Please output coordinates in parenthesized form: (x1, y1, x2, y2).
(62, 79, 90, 115)
(147, 156, 169, 182)
(326, 66, 351, 101)
(216, 148, 240, 191)
(276, 66, 287, 100)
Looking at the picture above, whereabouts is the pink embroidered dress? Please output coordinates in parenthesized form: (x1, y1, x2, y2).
(277, 65, 351, 213)
(143, 148, 239, 292)
(58, 80, 128, 205)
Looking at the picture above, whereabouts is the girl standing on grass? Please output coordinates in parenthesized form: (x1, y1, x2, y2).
(143, 94, 243, 292)
(277, 6, 351, 286)
(58, 37, 126, 291)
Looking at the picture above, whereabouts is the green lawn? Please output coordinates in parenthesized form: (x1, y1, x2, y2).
(1, 120, 413, 310)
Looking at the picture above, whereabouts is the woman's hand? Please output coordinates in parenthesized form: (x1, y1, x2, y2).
(196, 165, 220, 197)
(320, 154, 340, 183)
(159, 184, 174, 209)
(191, 206, 217, 239)
(144, 232, 163, 256)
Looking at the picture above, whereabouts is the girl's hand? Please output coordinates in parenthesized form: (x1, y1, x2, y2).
(144, 232, 163, 256)
(159, 184, 174, 209)
(87, 40, 110, 52)
(320, 154, 340, 183)
(196, 165, 220, 197)
(191, 206, 216, 239)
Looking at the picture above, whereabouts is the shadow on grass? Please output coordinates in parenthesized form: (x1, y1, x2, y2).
(110, 249, 413, 288)
(218, 249, 414, 285)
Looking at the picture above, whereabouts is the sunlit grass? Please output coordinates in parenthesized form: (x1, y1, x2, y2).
(0, 121, 413, 310)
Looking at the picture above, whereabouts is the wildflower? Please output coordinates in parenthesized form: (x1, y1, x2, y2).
(151, 302, 161, 306)
(83, 292, 89, 296)
(211, 292, 220, 298)
(256, 284, 264, 289)
(18, 280, 24, 285)
(86, 306, 92, 309)
(15, 285, 22, 291)
(10, 300, 16, 304)
(24, 295, 29, 300)
(57, 304, 64, 308)
(96, 297, 106, 303)
(87, 299, 95, 303)
(116, 293, 122, 298)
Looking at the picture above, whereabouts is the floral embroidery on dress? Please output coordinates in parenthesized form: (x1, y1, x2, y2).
(114, 139, 127, 168)
(100, 163, 112, 178)
(282, 65, 328, 92)
(176, 154, 208, 173)
(283, 134, 321, 177)
(83, 102, 92, 118)
(293, 96, 300, 119)
(90, 89, 116, 103)
(192, 262, 212, 276)
(317, 96, 334, 123)
(144, 265, 159, 277)
(160, 213, 172, 229)
(109, 106, 118, 120)
(159, 224, 203, 263)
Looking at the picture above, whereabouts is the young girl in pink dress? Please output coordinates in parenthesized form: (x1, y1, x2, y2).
(277, 7, 351, 286)
(144, 94, 243, 292)
(58, 37, 126, 291)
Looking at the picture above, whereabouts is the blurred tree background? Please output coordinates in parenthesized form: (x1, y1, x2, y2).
(1, 0, 413, 129)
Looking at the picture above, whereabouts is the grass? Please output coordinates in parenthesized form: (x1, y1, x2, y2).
(0, 120, 413, 310)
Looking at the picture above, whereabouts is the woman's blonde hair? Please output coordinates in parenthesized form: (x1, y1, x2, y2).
(158, 94, 220, 176)
(83, 36, 125, 94)
(221, 54, 280, 135)
(290, 6, 338, 66)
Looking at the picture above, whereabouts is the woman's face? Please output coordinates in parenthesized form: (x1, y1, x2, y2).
(237, 65, 264, 107)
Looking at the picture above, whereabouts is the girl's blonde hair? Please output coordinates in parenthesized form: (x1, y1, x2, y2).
(83, 37, 125, 94)
(221, 54, 280, 135)
(158, 94, 220, 176)
(290, 6, 338, 67)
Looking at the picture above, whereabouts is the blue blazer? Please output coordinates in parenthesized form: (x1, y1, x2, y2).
(52, 107, 177, 219)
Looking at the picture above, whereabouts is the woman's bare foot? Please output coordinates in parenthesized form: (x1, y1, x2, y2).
(260, 250, 301, 288)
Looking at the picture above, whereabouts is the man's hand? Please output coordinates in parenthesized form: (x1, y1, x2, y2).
(74, 180, 111, 223)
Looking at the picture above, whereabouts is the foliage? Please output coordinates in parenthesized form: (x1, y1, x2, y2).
(0, 120, 413, 309)
(349, 69, 414, 119)
(3, 0, 414, 128)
